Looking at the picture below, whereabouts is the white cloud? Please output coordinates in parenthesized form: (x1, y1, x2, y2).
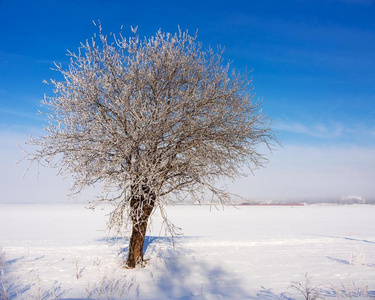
(275, 121, 345, 139)
(275, 120, 375, 143)
(0, 108, 42, 121)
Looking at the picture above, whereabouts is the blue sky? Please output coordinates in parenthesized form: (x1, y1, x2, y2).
(1, 0, 374, 203)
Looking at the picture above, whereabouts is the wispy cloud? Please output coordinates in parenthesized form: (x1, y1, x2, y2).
(275, 120, 375, 143)
(0, 51, 25, 65)
(275, 121, 345, 139)
(0, 108, 41, 121)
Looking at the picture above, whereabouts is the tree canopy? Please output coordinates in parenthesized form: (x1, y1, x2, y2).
(27, 26, 276, 267)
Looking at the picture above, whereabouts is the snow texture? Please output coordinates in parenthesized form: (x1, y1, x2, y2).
(1, 204, 374, 299)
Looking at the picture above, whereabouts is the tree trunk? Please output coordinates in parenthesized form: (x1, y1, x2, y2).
(126, 212, 150, 268)
(126, 187, 155, 268)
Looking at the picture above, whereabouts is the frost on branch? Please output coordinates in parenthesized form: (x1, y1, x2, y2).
(25, 26, 277, 268)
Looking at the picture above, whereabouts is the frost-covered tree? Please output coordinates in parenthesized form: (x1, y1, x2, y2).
(26, 26, 276, 268)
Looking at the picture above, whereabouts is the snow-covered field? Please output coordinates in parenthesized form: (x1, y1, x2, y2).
(1, 204, 374, 299)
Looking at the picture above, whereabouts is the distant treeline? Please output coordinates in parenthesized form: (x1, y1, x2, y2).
(241, 198, 375, 206)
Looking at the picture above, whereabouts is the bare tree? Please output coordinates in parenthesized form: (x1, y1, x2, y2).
(26, 25, 276, 268)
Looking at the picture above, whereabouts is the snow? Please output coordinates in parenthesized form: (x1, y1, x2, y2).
(1, 204, 374, 299)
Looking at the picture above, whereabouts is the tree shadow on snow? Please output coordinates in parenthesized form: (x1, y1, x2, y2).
(97, 235, 196, 259)
(150, 253, 295, 299)
(112, 235, 295, 299)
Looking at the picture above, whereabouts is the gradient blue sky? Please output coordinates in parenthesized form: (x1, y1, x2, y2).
(1, 0, 374, 203)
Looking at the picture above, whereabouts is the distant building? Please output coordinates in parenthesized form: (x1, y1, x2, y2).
(340, 196, 366, 205)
